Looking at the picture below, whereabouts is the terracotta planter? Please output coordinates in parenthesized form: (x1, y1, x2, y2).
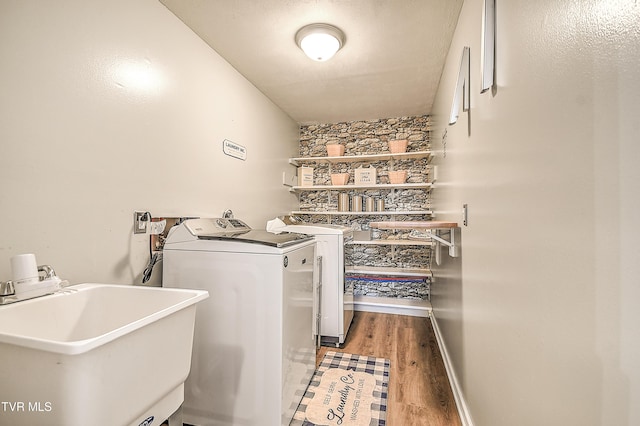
(330, 173, 350, 185)
(388, 170, 407, 184)
(326, 144, 345, 157)
(388, 139, 408, 153)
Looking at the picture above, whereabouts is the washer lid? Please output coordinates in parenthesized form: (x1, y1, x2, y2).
(198, 229, 313, 248)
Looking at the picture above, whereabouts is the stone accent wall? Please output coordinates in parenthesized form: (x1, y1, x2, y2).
(297, 116, 432, 300)
(299, 116, 430, 157)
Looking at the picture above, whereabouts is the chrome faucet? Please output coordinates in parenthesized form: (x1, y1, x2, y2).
(0, 264, 64, 305)
(0, 281, 15, 297)
(39, 265, 57, 279)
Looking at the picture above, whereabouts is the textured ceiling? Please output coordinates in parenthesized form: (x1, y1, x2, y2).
(160, 0, 463, 124)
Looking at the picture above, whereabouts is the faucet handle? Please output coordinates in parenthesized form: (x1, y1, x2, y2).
(0, 281, 15, 296)
(38, 265, 57, 280)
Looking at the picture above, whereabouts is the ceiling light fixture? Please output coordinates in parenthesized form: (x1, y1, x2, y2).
(295, 23, 345, 62)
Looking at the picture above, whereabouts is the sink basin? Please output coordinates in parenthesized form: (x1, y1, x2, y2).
(0, 283, 208, 426)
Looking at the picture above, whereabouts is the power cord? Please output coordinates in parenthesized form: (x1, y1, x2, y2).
(142, 251, 162, 284)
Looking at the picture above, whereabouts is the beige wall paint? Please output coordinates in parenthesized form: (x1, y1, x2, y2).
(430, 1, 640, 425)
(0, 0, 299, 285)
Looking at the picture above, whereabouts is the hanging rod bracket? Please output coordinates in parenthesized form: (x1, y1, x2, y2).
(429, 229, 459, 258)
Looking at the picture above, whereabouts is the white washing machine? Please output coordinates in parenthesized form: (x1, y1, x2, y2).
(162, 218, 317, 426)
(279, 221, 354, 346)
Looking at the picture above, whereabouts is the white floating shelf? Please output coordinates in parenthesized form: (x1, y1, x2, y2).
(289, 150, 433, 166)
(290, 182, 432, 192)
(346, 266, 432, 278)
(369, 220, 458, 229)
(291, 210, 433, 216)
(348, 240, 433, 247)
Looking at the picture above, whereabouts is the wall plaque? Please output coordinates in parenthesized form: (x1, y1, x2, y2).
(222, 139, 247, 160)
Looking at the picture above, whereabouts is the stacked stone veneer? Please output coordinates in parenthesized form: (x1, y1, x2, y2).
(298, 116, 432, 300)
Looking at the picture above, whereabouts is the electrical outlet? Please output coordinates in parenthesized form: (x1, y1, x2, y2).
(133, 211, 149, 234)
(462, 204, 468, 227)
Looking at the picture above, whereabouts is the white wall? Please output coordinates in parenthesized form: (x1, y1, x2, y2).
(0, 0, 300, 285)
(431, 0, 640, 425)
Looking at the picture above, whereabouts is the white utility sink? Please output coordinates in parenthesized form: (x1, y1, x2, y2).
(0, 283, 208, 426)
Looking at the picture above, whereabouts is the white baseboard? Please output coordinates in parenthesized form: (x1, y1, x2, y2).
(353, 295, 431, 317)
(430, 313, 474, 426)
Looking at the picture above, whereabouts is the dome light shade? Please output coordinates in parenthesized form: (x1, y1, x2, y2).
(295, 23, 345, 62)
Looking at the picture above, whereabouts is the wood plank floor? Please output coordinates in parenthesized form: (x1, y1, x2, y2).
(317, 311, 462, 426)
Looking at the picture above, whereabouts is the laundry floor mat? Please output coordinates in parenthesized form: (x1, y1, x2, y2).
(291, 351, 390, 426)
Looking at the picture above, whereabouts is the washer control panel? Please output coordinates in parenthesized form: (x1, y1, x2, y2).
(184, 218, 251, 237)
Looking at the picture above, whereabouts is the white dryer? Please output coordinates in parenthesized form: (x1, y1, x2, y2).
(279, 221, 354, 346)
(162, 218, 317, 426)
